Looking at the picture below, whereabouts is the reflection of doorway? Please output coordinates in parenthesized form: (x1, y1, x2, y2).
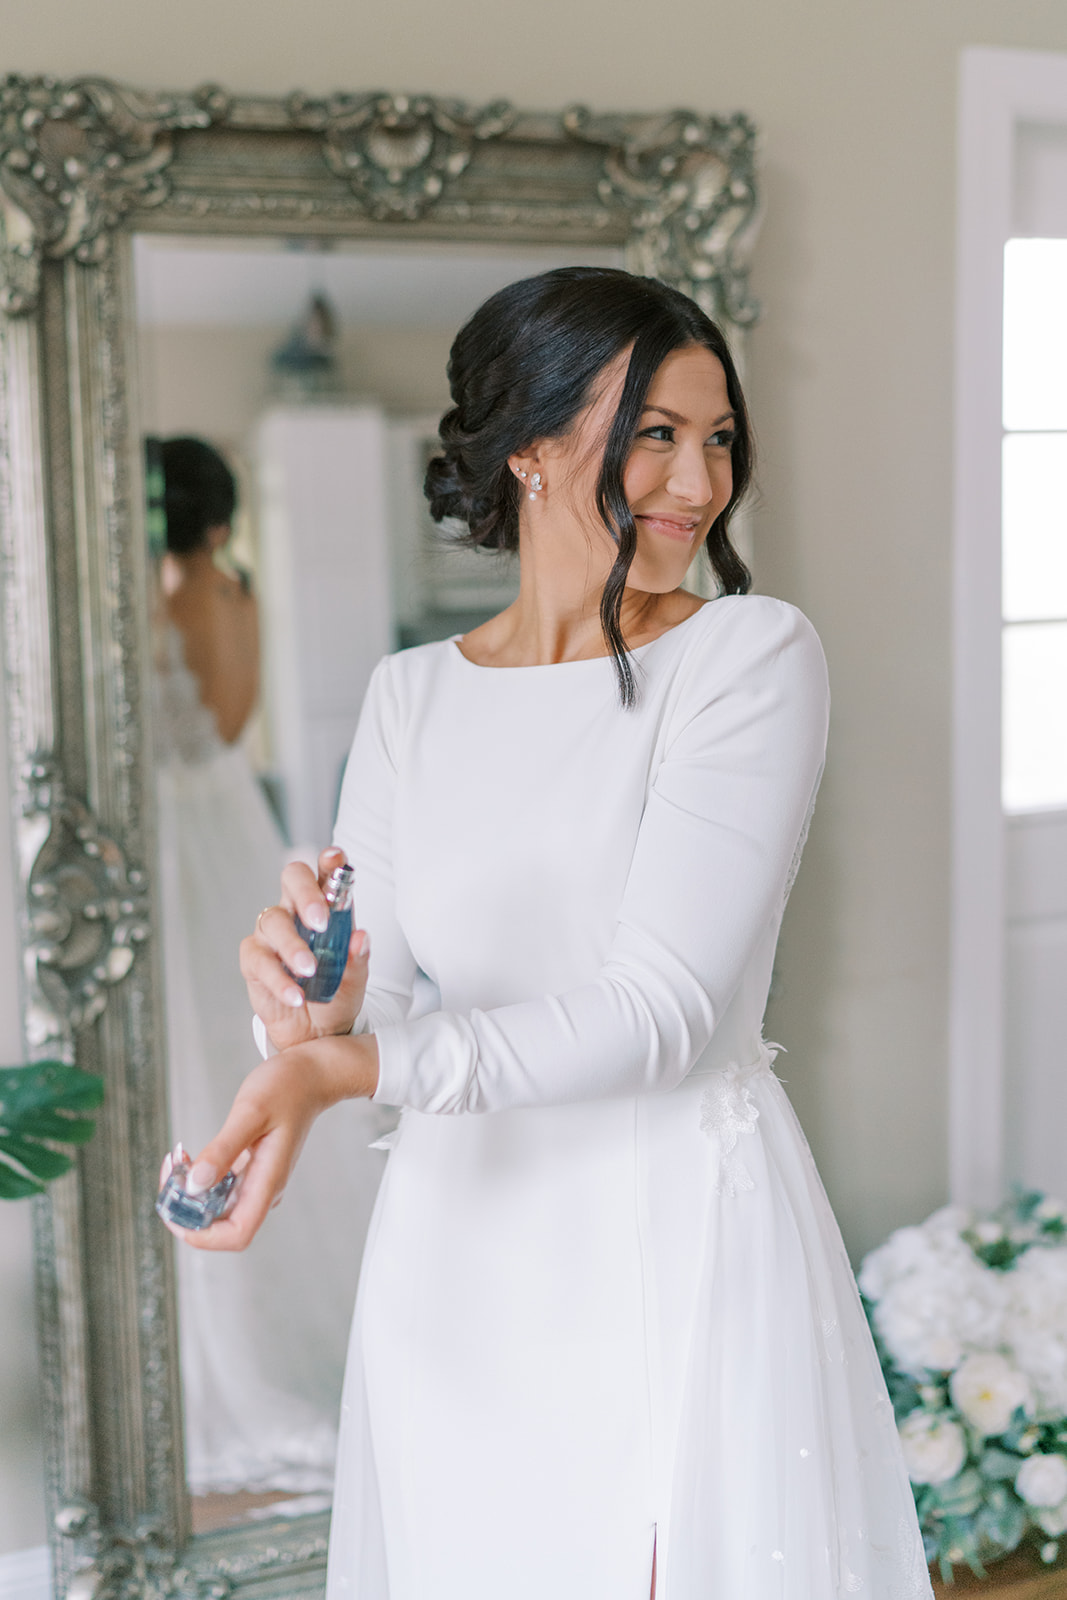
(952, 50, 1067, 1207)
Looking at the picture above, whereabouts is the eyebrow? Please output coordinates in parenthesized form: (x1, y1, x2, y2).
(641, 405, 736, 426)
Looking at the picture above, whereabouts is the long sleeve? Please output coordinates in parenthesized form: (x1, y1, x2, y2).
(368, 599, 829, 1116)
(332, 659, 419, 1035)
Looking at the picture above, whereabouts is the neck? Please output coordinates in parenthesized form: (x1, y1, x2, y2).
(483, 520, 666, 667)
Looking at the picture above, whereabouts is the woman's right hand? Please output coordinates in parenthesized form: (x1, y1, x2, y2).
(239, 845, 371, 1052)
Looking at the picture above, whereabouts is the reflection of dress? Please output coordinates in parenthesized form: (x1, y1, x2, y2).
(155, 623, 393, 1494)
(325, 598, 933, 1599)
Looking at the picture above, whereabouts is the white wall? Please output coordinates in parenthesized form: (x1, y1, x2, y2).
(5, 0, 1067, 1552)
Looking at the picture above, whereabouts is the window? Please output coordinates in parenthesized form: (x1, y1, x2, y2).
(1001, 238, 1067, 811)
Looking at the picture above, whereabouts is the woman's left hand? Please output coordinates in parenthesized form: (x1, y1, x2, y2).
(161, 1032, 379, 1252)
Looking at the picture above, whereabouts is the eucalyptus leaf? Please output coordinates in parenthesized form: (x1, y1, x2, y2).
(0, 1062, 105, 1200)
(977, 1498, 1027, 1553)
(981, 1448, 1023, 1481)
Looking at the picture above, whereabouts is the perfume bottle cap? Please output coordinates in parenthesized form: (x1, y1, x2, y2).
(323, 861, 355, 911)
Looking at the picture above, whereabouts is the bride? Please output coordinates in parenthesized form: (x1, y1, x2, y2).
(165, 272, 932, 1597)
(153, 437, 389, 1500)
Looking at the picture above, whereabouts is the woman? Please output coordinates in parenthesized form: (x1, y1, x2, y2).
(155, 439, 385, 1499)
(169, 270, 932, 1597)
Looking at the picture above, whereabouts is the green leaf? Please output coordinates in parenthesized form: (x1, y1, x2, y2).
(0, 1163, 44, 1199)
(981, 1448, 1023, 1481)
(0, 1133, 73, 1182)
(0, 1062, 104, 1201)
(934, 1469, 984, 1517)
(977, 1498, 1027, 1553)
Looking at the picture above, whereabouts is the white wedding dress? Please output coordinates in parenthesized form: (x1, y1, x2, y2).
(321, 595, 933, 1599)
(155, 622, 394, 1494)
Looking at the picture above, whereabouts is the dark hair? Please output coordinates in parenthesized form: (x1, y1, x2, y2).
(424, 266, 753, 705)
(159, 436, 237, 555)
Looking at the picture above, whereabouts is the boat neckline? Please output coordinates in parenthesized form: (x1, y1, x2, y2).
(449, 600, 713, 672)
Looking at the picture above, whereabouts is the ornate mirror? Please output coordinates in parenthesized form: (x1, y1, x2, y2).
(0, 77, 759, 1600)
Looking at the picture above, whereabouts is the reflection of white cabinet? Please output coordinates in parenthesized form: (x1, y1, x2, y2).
(255, 406, 393, 851)
(387, 417, 518, 647)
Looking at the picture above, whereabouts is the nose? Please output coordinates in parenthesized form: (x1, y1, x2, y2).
(665, 440, 715, 508)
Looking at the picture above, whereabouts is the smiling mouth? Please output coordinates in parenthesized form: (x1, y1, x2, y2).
(636, 514, 702, 541)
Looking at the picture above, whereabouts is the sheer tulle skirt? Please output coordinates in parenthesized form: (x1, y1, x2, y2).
(666, 1060, 932, 1597)
(326, 1054, 931, 1599)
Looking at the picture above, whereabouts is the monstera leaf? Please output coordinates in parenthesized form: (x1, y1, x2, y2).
(0, 1062, 104, 1199)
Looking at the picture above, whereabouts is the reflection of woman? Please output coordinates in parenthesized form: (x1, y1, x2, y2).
(172, 272, 932, 1596)
(155, 439, 389, 1497)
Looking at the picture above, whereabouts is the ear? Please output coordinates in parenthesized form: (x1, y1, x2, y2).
(506, 449, 543, 487)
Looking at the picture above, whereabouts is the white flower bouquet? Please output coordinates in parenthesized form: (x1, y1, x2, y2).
(859, 1189, 1067, 1584)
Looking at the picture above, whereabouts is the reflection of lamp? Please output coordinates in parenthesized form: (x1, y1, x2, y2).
(270, 292, 341, 399)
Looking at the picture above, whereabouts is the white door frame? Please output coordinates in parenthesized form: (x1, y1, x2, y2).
(951, 46, 1067, 1206)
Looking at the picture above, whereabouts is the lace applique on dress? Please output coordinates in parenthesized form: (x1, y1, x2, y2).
(699, 1041, 782, 1196)
(782, 770, 822, 906)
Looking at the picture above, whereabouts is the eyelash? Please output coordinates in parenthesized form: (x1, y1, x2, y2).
(638, 425, 736, 448)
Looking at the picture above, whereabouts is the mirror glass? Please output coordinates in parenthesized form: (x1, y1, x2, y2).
(133, 233, 623, 1535)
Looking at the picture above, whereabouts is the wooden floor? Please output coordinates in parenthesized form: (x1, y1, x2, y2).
(190, 1489, 321, 1534)
(930, 1552, 1067, 1598)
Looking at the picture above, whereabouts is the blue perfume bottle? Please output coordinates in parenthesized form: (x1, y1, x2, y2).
(291, 860, 355, 1003)
(156, 1142, 237, 1231)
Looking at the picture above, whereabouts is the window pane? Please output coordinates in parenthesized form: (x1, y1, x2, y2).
(1003, 621, 1067, 811)
(1002, 432, 1067, 621)
(1003, 239, 1067, 431)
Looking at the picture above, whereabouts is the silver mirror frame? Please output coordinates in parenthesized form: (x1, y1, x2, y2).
(0, 76, 760, 1600)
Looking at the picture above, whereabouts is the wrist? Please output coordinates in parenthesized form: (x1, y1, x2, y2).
(303, 1030, 379, 1108)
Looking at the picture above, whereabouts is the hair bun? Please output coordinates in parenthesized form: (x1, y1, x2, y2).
(423, 406, 513, 548)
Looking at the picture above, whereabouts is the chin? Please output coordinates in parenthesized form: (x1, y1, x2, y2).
(628, 554, 698, 594)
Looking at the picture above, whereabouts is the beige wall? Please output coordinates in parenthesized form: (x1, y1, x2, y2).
(4, 0, 1067, 1554)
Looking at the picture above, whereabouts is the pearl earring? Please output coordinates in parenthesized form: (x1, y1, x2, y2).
(529, 472, 542, 500)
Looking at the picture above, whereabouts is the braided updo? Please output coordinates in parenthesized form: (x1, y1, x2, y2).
(424, 267, 753, 705)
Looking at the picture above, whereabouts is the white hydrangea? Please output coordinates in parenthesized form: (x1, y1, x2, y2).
(898, 1410, 968, 1486)
(860, 1211, 1004, 1376)
(1016, 1453, 1067, 1509)
(950, 1351, 1031, 1437)
(1003, 1248, 1067, 1416)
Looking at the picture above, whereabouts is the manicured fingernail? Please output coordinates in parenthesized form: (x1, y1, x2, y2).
(159, 1152, 173, 1185)
(293, 951, 317, 976)
(355, 931, 370, 958)
(233, 1149, 251, 1174)
(306, 905, 328, 932)
(187, 1161, 217, 1196)
(285, 986, 306, 1007)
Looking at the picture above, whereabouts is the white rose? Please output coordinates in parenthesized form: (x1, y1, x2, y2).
(898, 1410, 968, 1486)
(866, 1241, 1005, 1376)
(1016, 1454, 1067, 1509)
(974, 1221, 1005, 1245)
(1038, 1501, 1067, 1537)
(1004, 1249, 1067, 1415)
(1036, 1199, 1064, 1222)
(950, 1352, 1031, 1436)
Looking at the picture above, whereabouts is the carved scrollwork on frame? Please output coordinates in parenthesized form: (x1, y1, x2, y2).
(288, 91, 516, 220)
(562, 105, 761, 326)
(0, 79, 762, 330)
(0, 76, 231, 314)
(56, 1502, 230, 1600)
(19, 757, 149, 1056)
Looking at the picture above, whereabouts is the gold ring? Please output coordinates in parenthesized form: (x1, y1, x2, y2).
(256, 906, 274, 935)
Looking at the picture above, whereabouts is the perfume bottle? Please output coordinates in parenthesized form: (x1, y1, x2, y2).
(291, 860, 355, 1003)
(156, 1142, 237, 1231)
